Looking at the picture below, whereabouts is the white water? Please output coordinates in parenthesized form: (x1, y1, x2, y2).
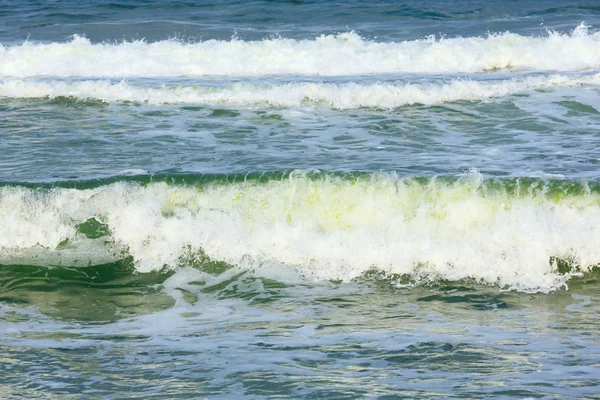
(1, 74, 598, 108)
(0, 25, 599, 78)
(1, 172, 599, 292)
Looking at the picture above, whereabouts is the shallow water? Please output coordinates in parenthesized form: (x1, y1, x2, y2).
(1, 263, 599, 398)
(1, 0, 600, 398)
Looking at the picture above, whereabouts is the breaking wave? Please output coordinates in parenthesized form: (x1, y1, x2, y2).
(1, 171, 599, 293)
(1, 74, 598, 108)
(0, 24, 598, 78)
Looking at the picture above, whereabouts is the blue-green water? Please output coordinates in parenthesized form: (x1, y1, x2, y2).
(1, 1, 600, 398)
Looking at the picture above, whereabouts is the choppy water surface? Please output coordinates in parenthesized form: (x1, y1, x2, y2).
(1, 263, 599, 398)
(1, 1, 599, 398)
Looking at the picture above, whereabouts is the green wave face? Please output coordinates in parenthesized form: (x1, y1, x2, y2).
(1, 171, 599, 293)
(0, 260, 175, 323)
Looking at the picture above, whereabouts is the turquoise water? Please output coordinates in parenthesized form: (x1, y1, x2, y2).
(1, 1, 600, 398)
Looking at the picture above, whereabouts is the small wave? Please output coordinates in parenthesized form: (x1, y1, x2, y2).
(0, 24, 599, 78)
(1, 171, 599, 292)
(1, 74, 598, 109)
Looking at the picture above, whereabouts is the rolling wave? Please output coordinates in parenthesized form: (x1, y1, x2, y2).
(1, 74, 598, 108)
(1, 171, 599, 292)
(0, 24, 598, 78)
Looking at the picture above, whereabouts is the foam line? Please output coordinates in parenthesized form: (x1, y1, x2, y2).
(1, 24, 598, 78)
(1, 74, 598, 108)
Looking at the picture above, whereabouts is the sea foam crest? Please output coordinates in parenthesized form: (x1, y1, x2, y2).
(1, 74, 598, 108)
(1, 172, 599, 293)
(0, 24, 599, 78)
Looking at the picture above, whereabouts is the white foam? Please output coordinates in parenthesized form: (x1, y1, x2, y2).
(1, 74, 598, 109)
(117, 169, 149, 176)
(1, 172, 599, 292)
(1, 25, 599, 78)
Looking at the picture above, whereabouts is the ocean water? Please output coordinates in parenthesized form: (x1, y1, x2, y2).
(1, 0, 600, 398)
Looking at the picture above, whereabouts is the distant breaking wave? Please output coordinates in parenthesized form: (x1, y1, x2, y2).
(1, 74, 598, 108)
(1, 171, 599, 293)
(0, 24, 599, 78)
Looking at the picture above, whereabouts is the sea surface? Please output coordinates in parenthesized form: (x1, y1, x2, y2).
(1, 1, 600, 398)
